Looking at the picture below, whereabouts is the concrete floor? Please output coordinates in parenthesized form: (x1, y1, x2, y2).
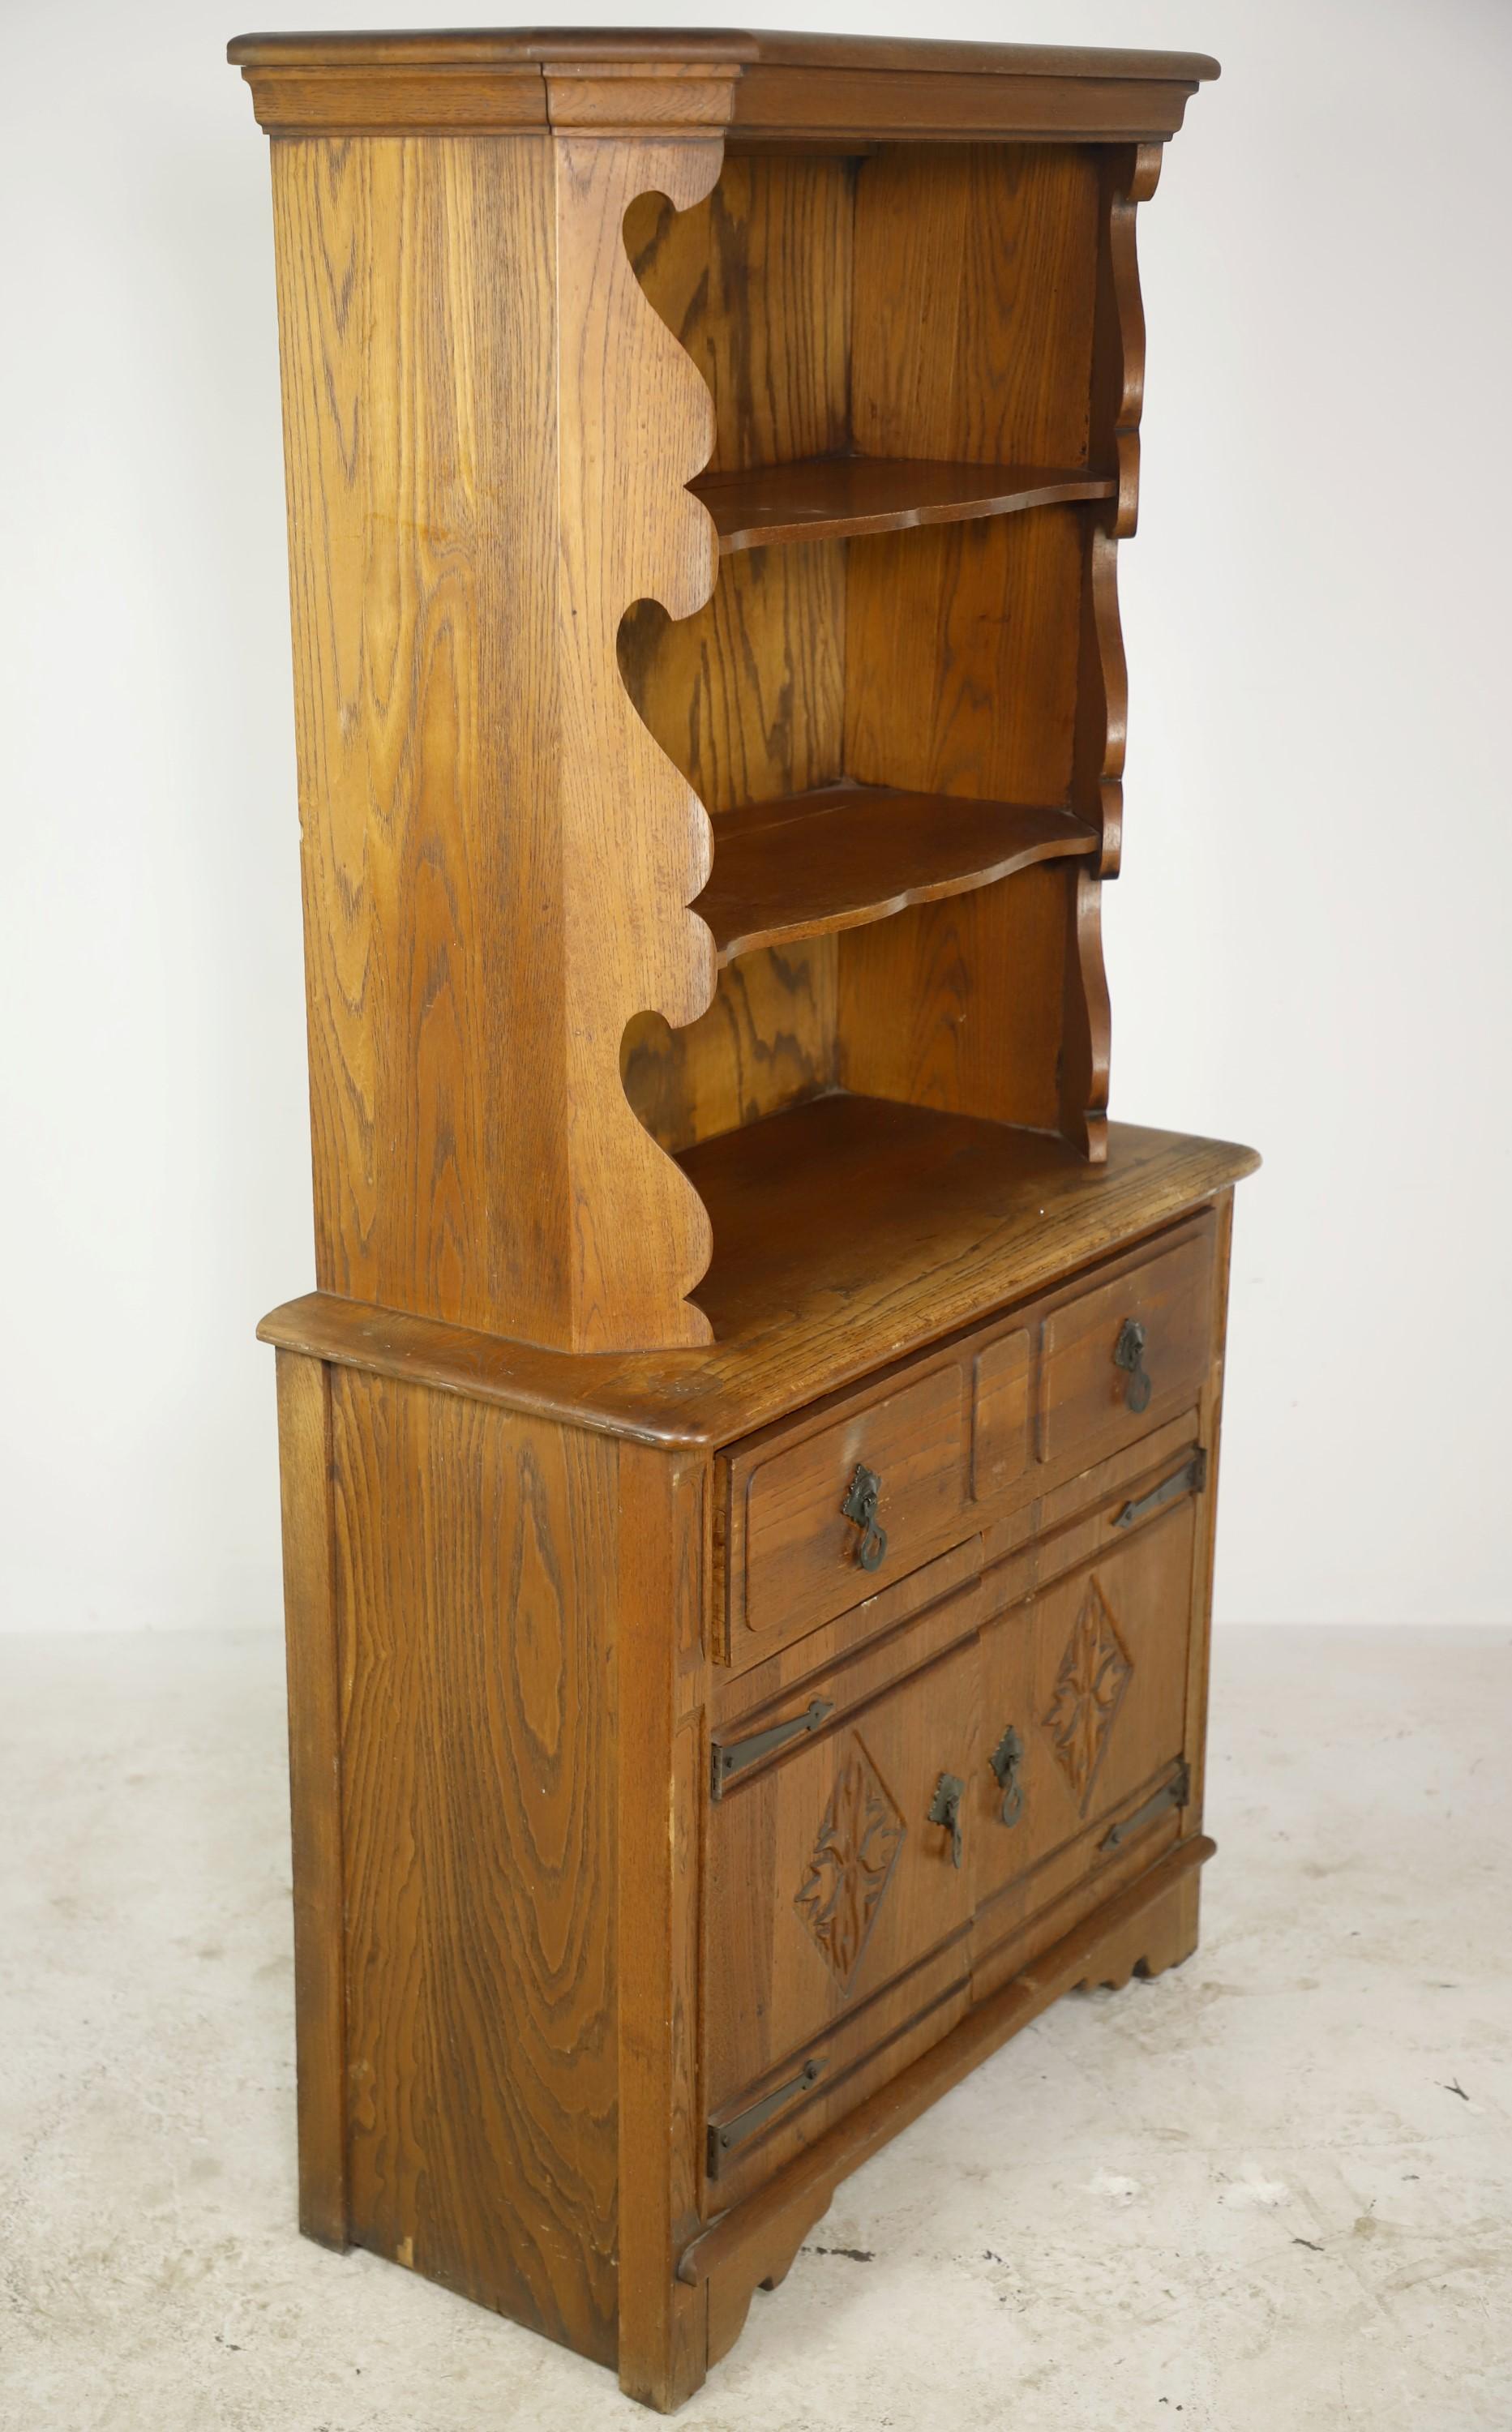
(0, 1627, 1507, 2432)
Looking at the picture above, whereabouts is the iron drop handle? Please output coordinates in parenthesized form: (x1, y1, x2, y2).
(1113, 1316, 1153, 1414)
(841, 1463, 888, 1571)
(927, 1772, 966, 1869)
(989, 1724, 1026, 1829)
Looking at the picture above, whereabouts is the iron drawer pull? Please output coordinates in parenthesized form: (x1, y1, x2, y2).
(1114, 1449, 1207, 1531)
(989, 1724, 1026, 1828)
(927, 1772, 966, 1869)
(1113, 1316, 1153, 1413)
(1099, 1762, 1191, 1852)
(710, 1698, 834, 1799)
(841, 1462, 888, 1571)
(708, 2056, 828, 2177)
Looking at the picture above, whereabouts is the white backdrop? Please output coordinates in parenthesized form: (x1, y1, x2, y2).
(2, 0, 1507, 1632)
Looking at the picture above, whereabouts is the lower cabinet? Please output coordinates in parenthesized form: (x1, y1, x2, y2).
(700, 1428, 1207, 2209)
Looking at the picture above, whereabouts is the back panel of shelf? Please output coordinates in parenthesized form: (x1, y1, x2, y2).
(622, 138, 1120, 1164)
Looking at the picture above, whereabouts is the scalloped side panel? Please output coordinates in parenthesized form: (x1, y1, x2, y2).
(1064, 143, 1163, 1162)
(555, 136, 726, 1351)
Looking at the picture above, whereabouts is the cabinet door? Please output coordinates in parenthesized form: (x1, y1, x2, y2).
(705, 1636, 979, 2186)
(975, 1489, 1198, 1916)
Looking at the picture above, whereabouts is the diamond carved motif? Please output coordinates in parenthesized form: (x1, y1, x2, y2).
(1043, 1575, 1133, 1812)
(794, 1736, 906, 1993)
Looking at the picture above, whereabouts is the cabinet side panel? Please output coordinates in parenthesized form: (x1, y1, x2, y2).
(329, 1373, 619, 2365)
(269, 135, 564, 1333)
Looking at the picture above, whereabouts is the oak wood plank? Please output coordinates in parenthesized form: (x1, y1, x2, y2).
(615, 1445, 711, 2408)
(331, 1379, 621, 2359)
(273, 1350, 348, 2251)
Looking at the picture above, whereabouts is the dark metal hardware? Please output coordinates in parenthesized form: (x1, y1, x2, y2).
(1114, 1449, 1207, 1532)
(841, 1463, 888, 1572)
(710, 1698, 834, 1799)
(1099, 1762, 1191, 1852)
(927, 1771, 966, 1869)
(708, 2056, 828, 2177)
(989, 1724, 1026, 1829)
(1113, 1316, 1152, 1414)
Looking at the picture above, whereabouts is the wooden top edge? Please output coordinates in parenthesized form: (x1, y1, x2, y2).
(226, 29, 1221, 82)
(256, 1123, 1258, 1450)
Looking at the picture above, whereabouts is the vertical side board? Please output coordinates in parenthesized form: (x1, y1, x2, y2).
(269, 134, 564, 1336)
(615, 1441, 712, 2410)
(323, 1373, 625, 2364)
(273, 1348, 348, 2250)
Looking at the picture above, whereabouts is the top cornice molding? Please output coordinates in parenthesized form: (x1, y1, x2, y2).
(227, 27, 1219, 143)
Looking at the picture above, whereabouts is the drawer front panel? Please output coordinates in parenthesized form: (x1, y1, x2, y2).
(974, 1488, 1199, 1916)
(729, 1361, 969, 1652)
(705, 1636, 979, 2134)
(1039, 1224, 1214, 1467)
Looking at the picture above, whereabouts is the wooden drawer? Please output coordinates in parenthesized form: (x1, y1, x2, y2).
(718, 1356, 970, 1660)
(1039, 1222, 1215, 1469)
(715, 1216, 1218, 1670)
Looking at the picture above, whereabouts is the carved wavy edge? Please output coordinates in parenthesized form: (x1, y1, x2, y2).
(606, 157, 730, 1337)
(1063, 143, 1163, 1165)
(553, 135, 728, 1351)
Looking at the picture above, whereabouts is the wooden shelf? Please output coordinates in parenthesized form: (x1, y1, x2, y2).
(695, 785, 1097, 964)
(690, 456, 1116, 552)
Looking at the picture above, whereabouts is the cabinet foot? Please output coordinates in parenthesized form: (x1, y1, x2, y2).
(1076, 1869, 1201, 1991)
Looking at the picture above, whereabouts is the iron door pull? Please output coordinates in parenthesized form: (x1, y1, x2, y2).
(1099, 1762, 1191, 1852)
(841, 1462, 888, 1571)
(989, 1724, 1026, 1828)
(710, 1697, 835, 1799)
(927, 1771, 966, 1869)
(1113, 1316, 1153, 1414)
(708, 2056, 827, 2177)
(1114, 1449, 1207, 1532)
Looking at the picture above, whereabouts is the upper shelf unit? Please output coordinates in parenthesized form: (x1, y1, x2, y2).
(691, 457, 1117, 552)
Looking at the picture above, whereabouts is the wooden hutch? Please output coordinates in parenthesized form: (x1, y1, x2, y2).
(231, 26, 1254, 2410)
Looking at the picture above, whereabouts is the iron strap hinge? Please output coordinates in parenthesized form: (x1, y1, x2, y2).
(1113, 1447, 1207, 1533)
(1099, 1761, 1192, 1853)
(709, 1697, 834, 1800)
(707, 2057, 828, 2177)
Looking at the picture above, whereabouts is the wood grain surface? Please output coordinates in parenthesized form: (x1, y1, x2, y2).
(273, 1350, 348, 2251)
(260, 1112, 1259, 1449)
(620, 939, 838, 1155)
(270, 136, 555, 1334)
(614, 1443, 710, 2408)
(552, 132, 728, 1350)
(626, 156, 851, 475)
(692, 456, 1114, 550)
(619, 542, 846, 817)
(850, 144, 1102, 468)
(696, 787, 1096, 964)
(329, 1376, 621, 2359)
